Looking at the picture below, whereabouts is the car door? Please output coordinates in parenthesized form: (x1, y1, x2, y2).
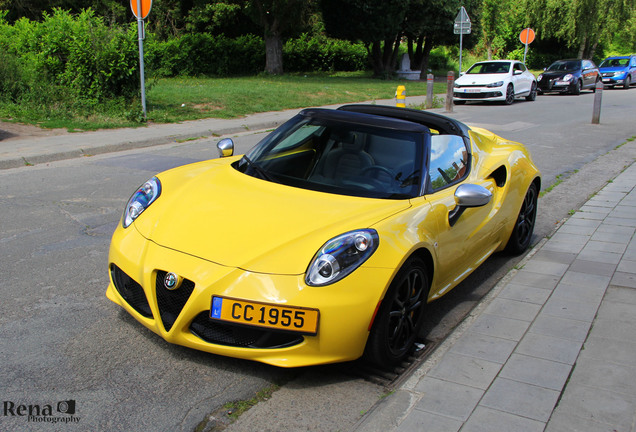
(512, 62, 530, 95)
(582, 60, 598, 88)
(423, 135, 503, 299)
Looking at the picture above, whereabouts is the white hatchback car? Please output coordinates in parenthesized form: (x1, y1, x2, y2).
(453, 60, 537, 105)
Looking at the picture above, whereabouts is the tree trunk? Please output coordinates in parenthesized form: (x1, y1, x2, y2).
(418, 36, 434, 80)
(265, 33, 284, 75)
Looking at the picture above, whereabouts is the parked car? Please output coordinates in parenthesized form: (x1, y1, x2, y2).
(453, 60, 537, 105)
(106, 105, 540, 368)
(599, 55, 636, 89)
(537, 59, 600, 95)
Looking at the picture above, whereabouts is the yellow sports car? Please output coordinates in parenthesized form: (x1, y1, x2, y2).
(106, 105, 540, 368)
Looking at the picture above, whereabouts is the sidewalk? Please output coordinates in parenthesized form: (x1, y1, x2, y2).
(354, 162, 636, 432)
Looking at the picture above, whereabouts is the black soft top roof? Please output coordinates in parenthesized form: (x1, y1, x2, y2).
(299, 107, 431, 134)
(338, 104, 471, 139)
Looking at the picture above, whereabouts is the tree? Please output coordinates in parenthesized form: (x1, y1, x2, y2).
(321, 0, 410, 77)
(524, 0, 634, 59)
(244, 0, 312, 74)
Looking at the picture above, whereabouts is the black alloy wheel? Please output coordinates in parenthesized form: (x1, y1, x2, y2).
(526, 82, 537, 101)
(505, 182, 538, 255)
(571, 79, 581, 95)
(364, 257, 429, 368)
(504, 84, 515, 104)
(624, 76, 631, 89)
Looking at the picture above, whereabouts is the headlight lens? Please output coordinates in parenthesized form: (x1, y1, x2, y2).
(122, 177, 161, 228)
(306, 229, 379, 286)
(486, 81, 504, 88)
(562, 74, 573, 82)
(537, 74, 543, 81)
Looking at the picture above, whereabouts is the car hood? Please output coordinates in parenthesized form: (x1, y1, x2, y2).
(541, 70, 579, 78)
(455, 73, 508, 86)
(600, 67, 628, 73)
(133, 159, 411, 274)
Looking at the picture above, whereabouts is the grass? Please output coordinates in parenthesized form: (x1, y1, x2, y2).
(223, 384, 280, 421)
(146, 72, 446, 124)
(1, 71, 446, 131)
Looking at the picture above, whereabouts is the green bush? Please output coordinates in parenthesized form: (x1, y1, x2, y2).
(283, 34, 368, 72)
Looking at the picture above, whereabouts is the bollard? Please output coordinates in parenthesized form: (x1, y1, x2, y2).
(396, 85, 406, 108)
(445, 71, 455, 113)
(426, 74, 434, 109)
(592, 80, 603, 124)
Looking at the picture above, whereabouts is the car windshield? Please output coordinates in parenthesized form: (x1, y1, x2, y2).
(600, 58, 629, 68)
(547, 60, 581, 71)
(235, 112, 426, 199)
(466, 62, 511, 74)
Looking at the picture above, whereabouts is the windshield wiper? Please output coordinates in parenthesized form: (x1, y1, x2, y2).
(241, 155, 276, 182)
(397, 170, 421, 188)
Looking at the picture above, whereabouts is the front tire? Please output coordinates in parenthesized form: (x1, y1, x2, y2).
(504, 84, 515, 104)
(571, 80, 581, 95)
(364, 257, 429, 368)
(526, 82, 537, 101)
(505, 182, 538, 255)
(624, 76, 631, 89)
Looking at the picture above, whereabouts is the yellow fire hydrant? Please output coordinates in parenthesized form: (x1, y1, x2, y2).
(395, 85, 406, 108)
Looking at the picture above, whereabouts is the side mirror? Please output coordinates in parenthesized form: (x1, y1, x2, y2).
(449, 184, 492, 226)
(216, 138, 234, 158)
(514, 70, 522, 75)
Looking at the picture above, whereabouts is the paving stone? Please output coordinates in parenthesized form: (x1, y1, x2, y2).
(479, 377, 560, 422)
(483, 298, 541, 322)
(499, 354, 572, 391)
(598, 296, 636, 322)
(603, 286, 636, 305)
(546, 409, 624, 432)
(617, 259, 636, 274)
(542, 295, 602, 322)
(460, 407, 544, 432)
(611, 271, 636, 288)
(581, 239, 628, 254)
(520, 260, 570, 277)
(551, 383, 636, 431)
(531, 250, 577, 264)
(529, 314, 591, 342)
(413, 377, 484, 421)
(549, 232, 590, 245)
(508, 270, 560, 289)
(568, 259, 617, 277)
(427, 352, 502, 390)
(396, 409, 463, 432)
(568, 355, 636, 397)
(516, 333, 582, 365)
(576, 248, 622, 264)
(498, 283, 552, 305)
(470, 313, 530, 341)
(580, 336, 636, 367)
(448, 331, 517, 364)
(588, 317, 636, 344)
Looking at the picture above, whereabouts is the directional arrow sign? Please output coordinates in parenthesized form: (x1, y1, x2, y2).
(454, 22, 471, 34)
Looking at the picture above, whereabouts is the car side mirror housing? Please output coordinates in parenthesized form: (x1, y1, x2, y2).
(449, 184, 492, 226)
(514, 70, 522, 75)
(217, 138, 234, 158)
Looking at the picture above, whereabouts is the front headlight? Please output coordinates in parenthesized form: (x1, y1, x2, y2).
(537, 74, 543, 81)
(306, 229, 379, 286)
(486, 81, 504, 88)
(562, 74, 574, 82)
(122, 176, 161, 228)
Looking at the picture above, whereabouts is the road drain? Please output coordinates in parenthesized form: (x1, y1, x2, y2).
(339, 338, 437, 389)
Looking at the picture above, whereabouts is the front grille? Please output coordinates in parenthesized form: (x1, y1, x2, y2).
(190, 312, 304, 349)
(156, 271, 196, 332)
(111, 265, 152, 318)
(454, 91, 501, 99)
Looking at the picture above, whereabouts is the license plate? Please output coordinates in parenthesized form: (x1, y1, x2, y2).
(602, 78, 611, 82)
(211, 296, 319, 335)
(463, 89, 481, 93)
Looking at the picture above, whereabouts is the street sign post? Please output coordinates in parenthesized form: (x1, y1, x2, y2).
(131, 0, 153, 118)
(454, 7, 471, 75)
(519, 28, 535, 65)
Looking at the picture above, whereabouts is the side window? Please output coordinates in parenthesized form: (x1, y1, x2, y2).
(428, 135, 469, 191)
(514, 63, 526, 72)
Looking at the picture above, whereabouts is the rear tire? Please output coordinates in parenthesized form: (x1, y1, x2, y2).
(505, 183, 538, 255)
(364, 257, 429, 368)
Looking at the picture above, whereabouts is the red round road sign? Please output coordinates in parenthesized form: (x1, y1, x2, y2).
(520, 28, 535, 44)
(131, 0, 152, 19)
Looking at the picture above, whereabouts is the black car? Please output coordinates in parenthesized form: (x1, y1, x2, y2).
(537, 59, 600, 95)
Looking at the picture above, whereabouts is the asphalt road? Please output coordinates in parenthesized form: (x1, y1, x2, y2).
(1, 87, 635, 432)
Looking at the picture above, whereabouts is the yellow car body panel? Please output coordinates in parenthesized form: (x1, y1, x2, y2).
(107, 108, 540, 367)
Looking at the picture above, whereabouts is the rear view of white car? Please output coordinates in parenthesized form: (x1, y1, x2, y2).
(453, 60, 537, 105)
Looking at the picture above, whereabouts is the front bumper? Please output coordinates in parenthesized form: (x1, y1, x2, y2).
(601, 75, 626, 85)
(537, 79, 574, 93)
(453, 87, 504, 101)
(106, 224, 393, 367)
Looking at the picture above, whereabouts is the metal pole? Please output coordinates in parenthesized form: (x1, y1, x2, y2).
(459, 22, 464, 75)
(592, 80, 603, 124)
(136, 0, 147, 118)
(426, 74, 434, 109)
(446, 71, 454, 113)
